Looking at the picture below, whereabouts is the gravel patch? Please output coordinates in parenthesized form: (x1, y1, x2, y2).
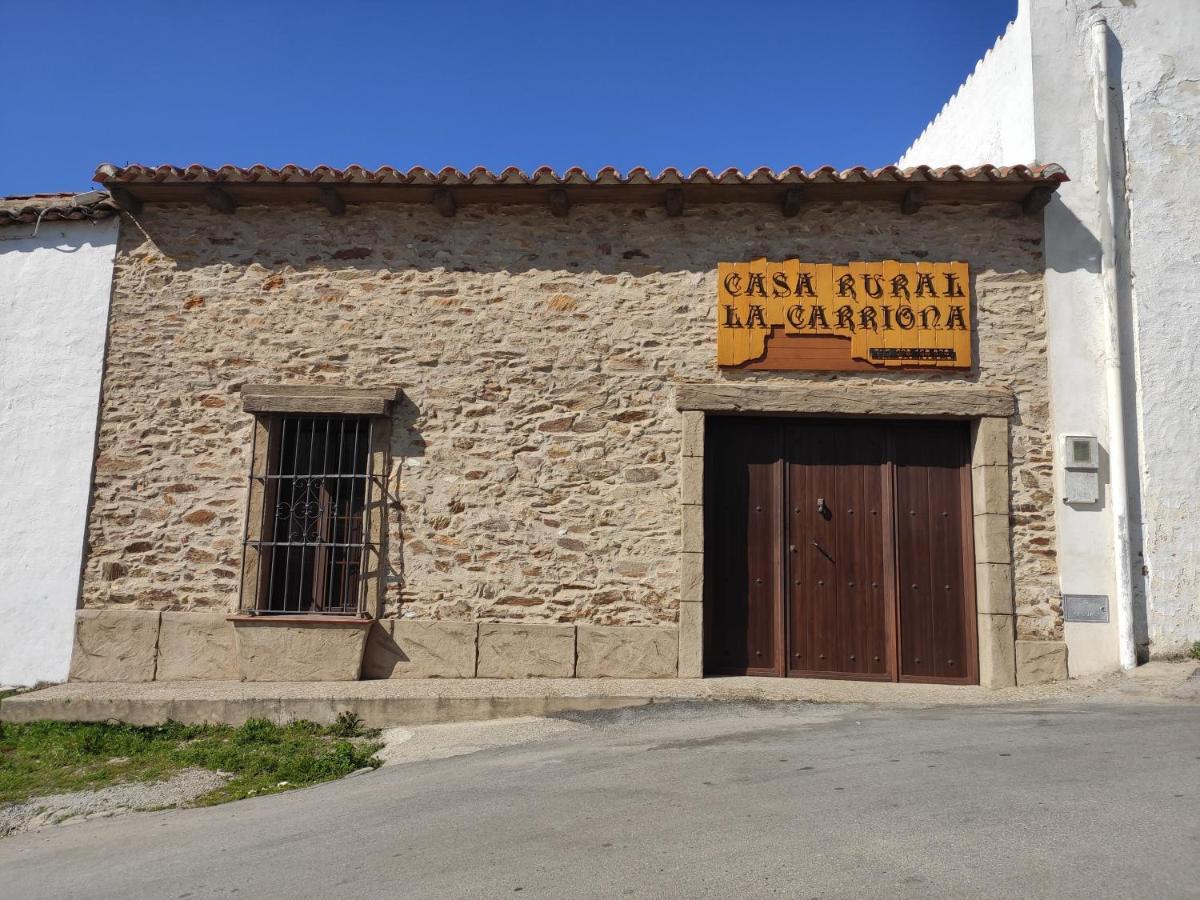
(0, 768, 229, 839)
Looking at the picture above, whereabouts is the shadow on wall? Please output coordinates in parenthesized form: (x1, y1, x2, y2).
(122, 200, 1049, 278)
(1043, 197, 1101, 275)
(384, 392, 425, 612)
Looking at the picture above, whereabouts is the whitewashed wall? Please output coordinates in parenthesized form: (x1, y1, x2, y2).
(1098, 1, 1200, 656)
(0, 217, 117, 686)
(1028, 0, 1200, 662)
(1026, 0, 1120, 675)
(898, 0, 1035, 168)
(899, 0, 1200, 671)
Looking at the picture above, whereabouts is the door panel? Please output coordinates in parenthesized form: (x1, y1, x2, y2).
(705, 418, 783, 675)
(785, 423, 890, 678)
(893, 422, 975, 682)
(703, 416, 976, 684)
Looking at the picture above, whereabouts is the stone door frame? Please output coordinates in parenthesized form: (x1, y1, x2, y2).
(675, 381, 1018, 688)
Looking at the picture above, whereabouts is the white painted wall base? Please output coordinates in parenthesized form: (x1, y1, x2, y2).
(0, 217, 117, 686)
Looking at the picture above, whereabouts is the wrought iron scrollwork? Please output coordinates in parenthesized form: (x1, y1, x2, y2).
(275, 477, 324, 542)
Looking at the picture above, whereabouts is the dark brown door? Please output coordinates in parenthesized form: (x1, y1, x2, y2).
(704, 416, 976, 684)
(704, 418, 783, 675)
(785, 422, 891, 680)
(892, 421, 976, 683)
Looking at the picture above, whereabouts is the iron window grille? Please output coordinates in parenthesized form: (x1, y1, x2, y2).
(239, 415, 379, 616)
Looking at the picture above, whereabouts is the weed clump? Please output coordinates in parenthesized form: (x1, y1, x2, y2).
(0, 716, 382, 808)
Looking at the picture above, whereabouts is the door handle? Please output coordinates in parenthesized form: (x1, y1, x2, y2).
(812, 540, 834, 562)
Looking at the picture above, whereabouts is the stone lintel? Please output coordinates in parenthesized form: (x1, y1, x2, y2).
(241, 383, 401, 416)
(674, 382, 1016, 418)
(576, 626, 678, 678)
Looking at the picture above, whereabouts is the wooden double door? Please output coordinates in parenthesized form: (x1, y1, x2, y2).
(705, 417, 977, 684)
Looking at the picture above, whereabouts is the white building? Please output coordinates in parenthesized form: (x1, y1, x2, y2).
(901, 0, 1200, 673)
(0, 195, 118, 687)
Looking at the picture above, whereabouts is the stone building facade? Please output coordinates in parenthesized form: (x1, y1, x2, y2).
(69, 163, 1068, 686)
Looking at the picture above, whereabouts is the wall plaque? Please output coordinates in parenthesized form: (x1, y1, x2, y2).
(717, 260, 972, 371)
(1063, 594, 1110, 624)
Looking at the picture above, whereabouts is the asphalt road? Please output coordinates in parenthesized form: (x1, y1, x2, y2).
(2, 699, 1199, 899)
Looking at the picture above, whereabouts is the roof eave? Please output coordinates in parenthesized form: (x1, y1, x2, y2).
(93, 163, 1067, 214)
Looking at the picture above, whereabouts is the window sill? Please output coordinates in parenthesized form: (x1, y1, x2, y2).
(227, 615, 374, 627)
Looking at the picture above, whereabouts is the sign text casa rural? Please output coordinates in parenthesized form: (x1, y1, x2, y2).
(717, 260, 972, 370)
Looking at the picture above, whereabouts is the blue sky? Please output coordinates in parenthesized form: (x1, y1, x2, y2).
(1, 0, 1017, 196)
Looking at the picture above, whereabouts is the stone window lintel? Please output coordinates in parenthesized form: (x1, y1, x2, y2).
(674, 381, 1016, 418)
(241, 383, 402, 417)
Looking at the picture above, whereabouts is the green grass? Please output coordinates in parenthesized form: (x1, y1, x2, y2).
(0, 713, 382, 808)
(1189, 641, 1200, 662)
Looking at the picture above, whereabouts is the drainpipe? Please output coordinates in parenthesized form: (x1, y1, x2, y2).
(1090, 16, 1137, 670)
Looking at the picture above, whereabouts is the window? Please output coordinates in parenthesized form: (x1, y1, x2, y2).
(238, 384, 396, 618)
(246, 415, 381, 614)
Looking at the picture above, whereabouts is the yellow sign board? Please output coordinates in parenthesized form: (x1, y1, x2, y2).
(716, 260, 971, 369)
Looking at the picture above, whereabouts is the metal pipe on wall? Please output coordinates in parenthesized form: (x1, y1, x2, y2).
(1090, 16, 1137, 670)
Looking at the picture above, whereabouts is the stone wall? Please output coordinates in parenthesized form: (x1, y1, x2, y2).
(83, 201, 1059, 641)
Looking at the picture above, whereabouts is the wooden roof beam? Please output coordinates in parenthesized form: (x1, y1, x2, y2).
(1022, 185, 1055, 215)
(204, 185, 237, 214)
(665, 188, 684, 217)
(548, 188, 570, 218)
(318, 185, 346, 216)
(109, 185, 142, 215)
(781, 188, 806, 218)
(901, 187, 926, 215)
(432, 188, 456, 217)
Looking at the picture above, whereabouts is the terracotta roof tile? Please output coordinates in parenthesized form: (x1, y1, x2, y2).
(94, 162, 1067, 187)
(0, 192, 118, 227)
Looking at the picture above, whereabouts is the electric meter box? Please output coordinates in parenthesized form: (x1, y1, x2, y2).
(1061, 434, 1100, 505)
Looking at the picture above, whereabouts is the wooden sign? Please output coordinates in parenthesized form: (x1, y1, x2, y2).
(717, 260, 971, 370)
